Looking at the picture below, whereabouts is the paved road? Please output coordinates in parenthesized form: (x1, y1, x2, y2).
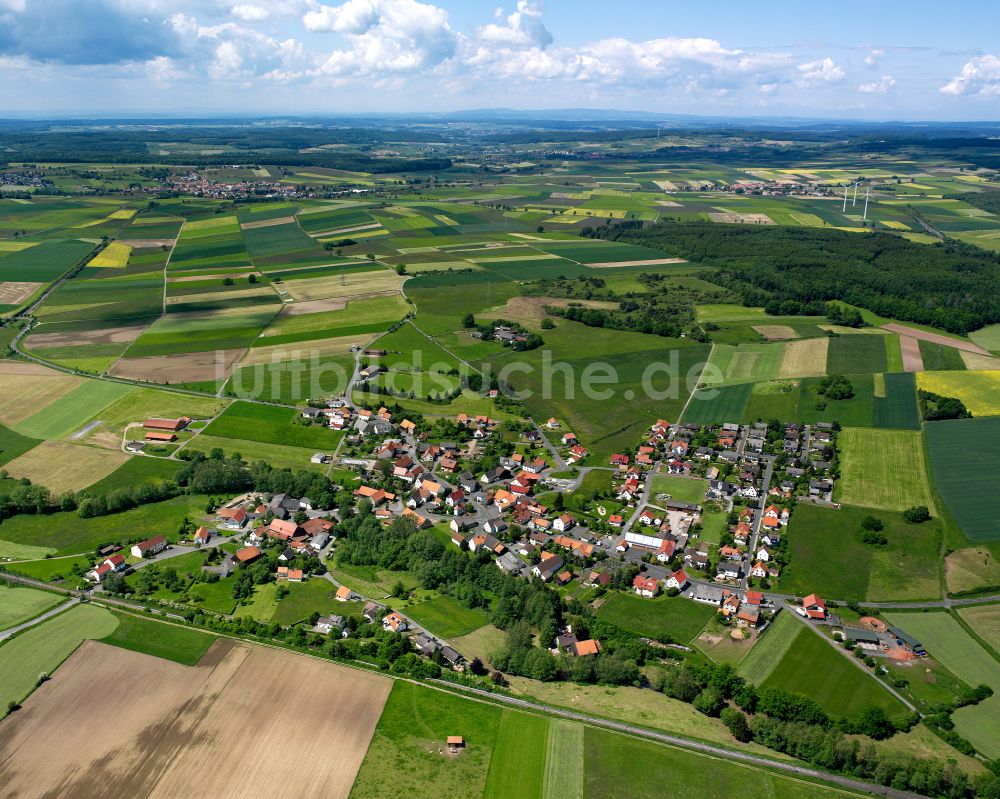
(740, 454, 775, 591)
(433, 681, 928, 799)
(0, 597, 80, 641)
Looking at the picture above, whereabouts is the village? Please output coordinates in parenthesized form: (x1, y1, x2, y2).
(77, 398, 934, 683)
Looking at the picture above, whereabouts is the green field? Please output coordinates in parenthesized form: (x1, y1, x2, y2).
(926, 417, 1000, 542)
(13, 380, 134, 439)
(760, 623, 910, 722)
(836, 427, 934, 511)
(872, 371, 920, 429)
(202, 400, 343, 450)
(0, 603, 118, 716)
(404, 595, 491, 639)
(354, 680, 865, 799)
(0, 423, 41, 467)
(683, 382, 753, 425)
(596, 592, 715, 643)
(780, 503, 941, 601)
(484, 712, 548, 799)
(883, 611, 1000, 758)
(827, 334, 888, 374)
(97, 611, 217, 666)
(0, 584, 62, 630)
(648, 474, 707, 504)
(584, 726, 862, 799)
(0, 494, 210, 556)
(736, 611, 802, 682)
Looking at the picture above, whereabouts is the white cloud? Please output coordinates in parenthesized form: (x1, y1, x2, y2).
(796, 57, 844, 86)
(859, 75, 895, 94)
(231, 4, 269, 21)
(863, 48, 883, 68)
(941, 54, 1000, 96)
(305, 0, 457, 75)
(477, 1, 551, 49)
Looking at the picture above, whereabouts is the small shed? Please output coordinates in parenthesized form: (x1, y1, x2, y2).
(447, 736, 465, 752)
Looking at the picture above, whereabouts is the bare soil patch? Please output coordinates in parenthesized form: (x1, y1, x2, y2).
(588, 257, 688, 268)
(0, 281, 42, 305)
(239, 215, 297, 230)
(0, 638, 391, 799)
(26, 323, 148, 349)
(899, 336, 925, 372)
(109, 349, 247, 383)
(313, 222, 382, 237)
(752, 325, 800, 341)
(883, 324, 989, 355)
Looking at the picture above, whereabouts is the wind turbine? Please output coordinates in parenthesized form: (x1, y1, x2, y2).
(842, 185, 848, 213)
(863, 187, 870, 221)
(852, 182, 858, 207)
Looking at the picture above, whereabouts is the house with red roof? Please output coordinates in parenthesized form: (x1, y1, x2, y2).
(632, 574, 660, 598)
(665, 568, 689, 591)
(802, 594, 827, 619)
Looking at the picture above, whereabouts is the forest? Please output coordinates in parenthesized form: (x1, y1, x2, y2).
(589, 220, 1000, 333)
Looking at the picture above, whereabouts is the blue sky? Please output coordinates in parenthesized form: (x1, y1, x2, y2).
(0, 0, 997, 119)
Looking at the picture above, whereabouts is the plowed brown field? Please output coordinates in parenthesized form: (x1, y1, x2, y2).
(0, 639, 391, 798)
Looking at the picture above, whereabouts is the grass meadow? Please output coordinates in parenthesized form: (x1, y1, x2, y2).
(836, 427, 934, 511)
(759, 623, 910, 722)
(779, 503, 941, 601)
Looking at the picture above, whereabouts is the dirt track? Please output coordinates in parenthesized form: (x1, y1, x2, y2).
(883, 323, 989, 355)
(0, 639, 391, 799)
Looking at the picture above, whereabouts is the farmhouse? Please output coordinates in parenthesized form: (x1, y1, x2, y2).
(130, 535, 166, 559)
(217, 506, 249, 530)
(382, 611, 408, 633)
(144, 416, 190, 431)
(234, 545, 262, 564)
(193, 526, 211, 545)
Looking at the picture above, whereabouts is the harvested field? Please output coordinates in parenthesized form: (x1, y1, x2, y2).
(280, 270, 403, 302)
(109, 349, 247, 384)
(882, 324, 988, 355)
(239, 215, 296, 229)
(279, 296, 348, 315)
(753, 324, 799, 341)
(117, 238, 174, 248)
(240, 334, 363, 367)
(899, 336, 924, 372)
(946, 547, 1000, 594)
(0, 281, 42, 305)
(0, 639, 391, 799)
(708, 211, 774, 224)
(312, 222, 382, 236)
(25, 323, 147, 349)
(481, 296, 618, 326)
(166, 286, 276, 307)
(587, 257, 687, 268)
(4, 440, 129, 493)
(961, 351, 1000, 370)
(0, 369, 82, 426)
(778, 338, 828, 378)
(166, 270, 260, 284)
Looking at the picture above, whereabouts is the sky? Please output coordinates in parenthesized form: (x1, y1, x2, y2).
(0, 0, 997, 120)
